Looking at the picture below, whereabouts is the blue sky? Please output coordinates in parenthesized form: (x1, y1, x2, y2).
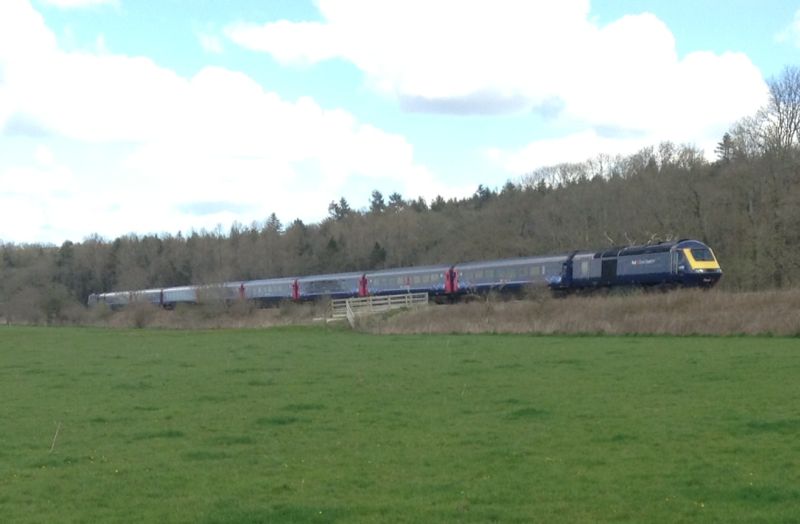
(1, 0, 797, 244)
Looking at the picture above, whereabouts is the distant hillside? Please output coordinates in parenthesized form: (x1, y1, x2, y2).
(2, 67, 800, 324)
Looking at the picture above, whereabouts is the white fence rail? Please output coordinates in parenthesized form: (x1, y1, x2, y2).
(331, 293, 429, 326)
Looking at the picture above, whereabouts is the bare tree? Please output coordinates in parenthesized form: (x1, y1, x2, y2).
(762, 65, 800, 151)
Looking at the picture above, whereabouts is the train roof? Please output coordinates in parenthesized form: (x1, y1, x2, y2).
(243, 277, 297, 285)
(296, 271, 364, 282)
(99, 287, 161, 297)
(456, 254, 567, 269)
(674, 239, 712, 249)
(366, 264, 450, 277)
(593, 239, 708, 258)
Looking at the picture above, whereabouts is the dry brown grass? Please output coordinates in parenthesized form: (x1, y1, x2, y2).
(355, 288, 800, 336)
(50, 288, 800, 335)
(89, 299, 331, 330)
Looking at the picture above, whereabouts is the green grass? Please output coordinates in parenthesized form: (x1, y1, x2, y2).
(1, 326, 799, 522)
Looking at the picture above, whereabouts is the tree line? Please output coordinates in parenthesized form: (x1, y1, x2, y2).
(2, 66, 800, 323)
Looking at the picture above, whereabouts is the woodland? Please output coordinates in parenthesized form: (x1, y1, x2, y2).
(2, 67, 800, 323)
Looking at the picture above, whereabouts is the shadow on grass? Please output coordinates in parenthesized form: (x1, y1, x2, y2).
(255, 416, 303, 426)
(131, 430, 185, 441)
(204, 500, 347, 524)
(506, 407, 549, 420)
(745, 418, 800, 434)
(183, 450, 229, 461)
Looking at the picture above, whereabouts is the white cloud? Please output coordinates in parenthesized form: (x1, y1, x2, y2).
(197, 31, 223, 55)
(231, 1, 768, 116)
(0, 146, 84, 243)
(486, 130, 645, 174)
(227, 0, 769, 173)
(37, 0, 118, 8)
(776, 9, 800, 47)
(0, 0, 449, 244)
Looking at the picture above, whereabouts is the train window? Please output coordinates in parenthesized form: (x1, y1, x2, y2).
(691, 248, 714, 261)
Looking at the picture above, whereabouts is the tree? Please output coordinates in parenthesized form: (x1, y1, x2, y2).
(265, 212, 283, 233)
(472, 184, 494, 208)
(328, 197, 352, 220)
(762, 65, 800, 152)
(368, 242, 387, 268)
(409, 197, 428, 212)
(715, 132, 734, 164)
(369, 190, 386, 213)
(388, 192, 405, 211)
(430, 195, 446, 212)
(500, 180, 518, 195)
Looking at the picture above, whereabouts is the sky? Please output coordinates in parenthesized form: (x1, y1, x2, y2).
(1, 0, 798, 245)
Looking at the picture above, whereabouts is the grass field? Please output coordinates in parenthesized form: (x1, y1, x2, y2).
(1, 326, 799, 522)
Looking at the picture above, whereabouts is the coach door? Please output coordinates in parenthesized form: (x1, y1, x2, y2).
(444, 267, 458, 294)
(671, 249, 686, 275)
(601, 256, 617, 284)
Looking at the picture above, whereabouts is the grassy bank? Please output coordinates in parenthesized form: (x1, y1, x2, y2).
(4, 288, 800, 336)
(1, 326, 799, 522)
(357, 288, 800, 336)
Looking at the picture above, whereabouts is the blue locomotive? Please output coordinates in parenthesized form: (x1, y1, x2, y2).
(549, 239, 722, 291)
(87, 239, 721, 308)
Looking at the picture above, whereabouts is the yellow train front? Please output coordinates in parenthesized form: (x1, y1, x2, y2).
(671, 240, 722, 287)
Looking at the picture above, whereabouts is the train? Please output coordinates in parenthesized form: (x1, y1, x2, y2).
(87, 239, 722, 309)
